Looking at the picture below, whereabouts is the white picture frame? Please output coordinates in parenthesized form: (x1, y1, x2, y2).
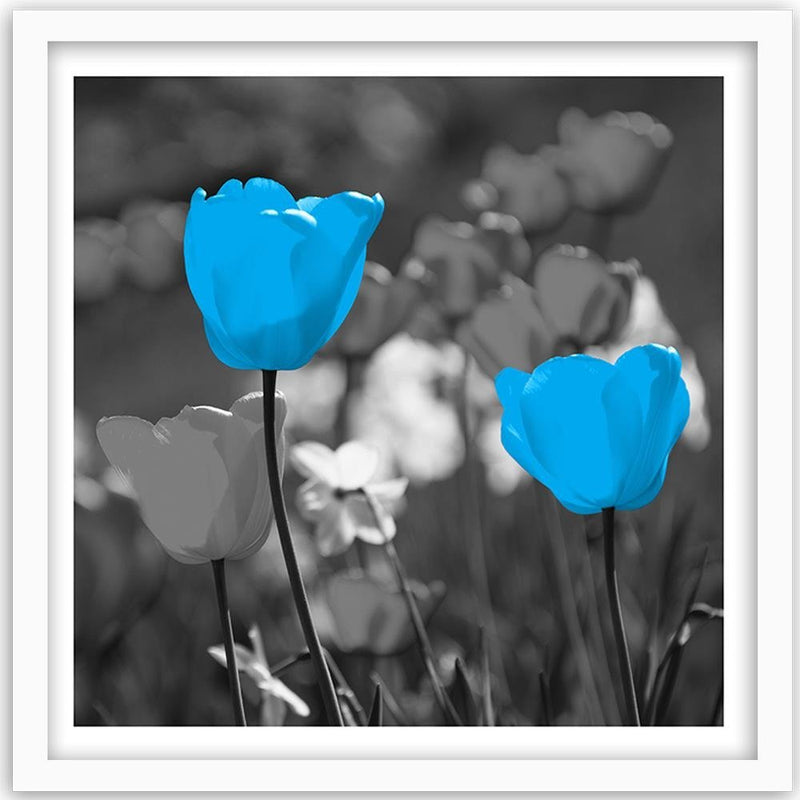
(12, 6, 792, 793)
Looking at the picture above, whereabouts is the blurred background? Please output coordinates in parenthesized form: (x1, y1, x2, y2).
(74, 77, 722, 726)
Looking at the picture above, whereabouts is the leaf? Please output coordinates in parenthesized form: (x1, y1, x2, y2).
(538, 671, 553, 726)
(369, 671, 410, 725)
(367, 683, 383, 726)
(447, 659, 479, 726)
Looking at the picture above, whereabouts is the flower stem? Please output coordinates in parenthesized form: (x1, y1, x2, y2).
(602, 507, 641, 726)
(210, 559, 246, 726)
(360, 490, 462, 725)
(262, 369, 344, 726)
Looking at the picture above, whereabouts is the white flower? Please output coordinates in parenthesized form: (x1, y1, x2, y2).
(208, 625, 309, 725)
(96, 392, 286, 564)
(291, 440, 408, 557)
(348, 333, 465, 484)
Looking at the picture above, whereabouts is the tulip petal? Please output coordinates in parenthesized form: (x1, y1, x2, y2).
(617, 457, 668, 511)
(297, 196, 324, 214)
(159, 407, 264, 561)
(495, 368, 543, 477)
(185, 184, 295, 333)
(519, 355, 638, 509)
(242, 177, 297, 211)
(310, 192, 384, 262)
(335, 440, 380, 491)
(495, 368, 599, 514)
(614, 344, 689, 503)
(310, 246, 368, 354)
(206, 212, 309, 368)
(96, 413, 227, 564)
(202, 319, 257, 370)
(290, 441, 339, 486)
(302, 192, 386, 353)
(600, 368, 645, 501)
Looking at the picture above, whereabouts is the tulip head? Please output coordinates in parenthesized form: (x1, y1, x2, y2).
(463, 143, 572, 233)
(96, 392, 287, 564)
(496, 344, 689, 514)
(541, 108, 674, 214)
(184, 177, 384, 370)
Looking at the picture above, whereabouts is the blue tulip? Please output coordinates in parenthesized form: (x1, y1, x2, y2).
(496, 344, 689, 514)
(184, 177, 385, 370)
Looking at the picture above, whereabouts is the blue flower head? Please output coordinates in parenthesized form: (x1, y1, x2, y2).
(496, 344, 690, 514)
(184, 178, 385, 370)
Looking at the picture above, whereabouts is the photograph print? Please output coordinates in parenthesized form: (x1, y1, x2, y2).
(74, 76, 723, 727)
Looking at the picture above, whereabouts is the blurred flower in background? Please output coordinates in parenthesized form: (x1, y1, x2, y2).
(531, 244, 635, 352)
(118, 200, 188, 291)
(462, 143, 572, 233)
(402, 213, 531, 322)
(323, 262, 421, 359)
(457, 248, 636, 377)
(313, 569, 446, 657)
(456, 275, 553, 378)
(541, 107, 674, 214)
(349, 333, 465, 484)
(352, 82, 442, 168)
(74, 219, 126, 303)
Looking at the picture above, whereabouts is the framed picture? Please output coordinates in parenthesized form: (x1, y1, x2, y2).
(12, 6, 792, 793)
